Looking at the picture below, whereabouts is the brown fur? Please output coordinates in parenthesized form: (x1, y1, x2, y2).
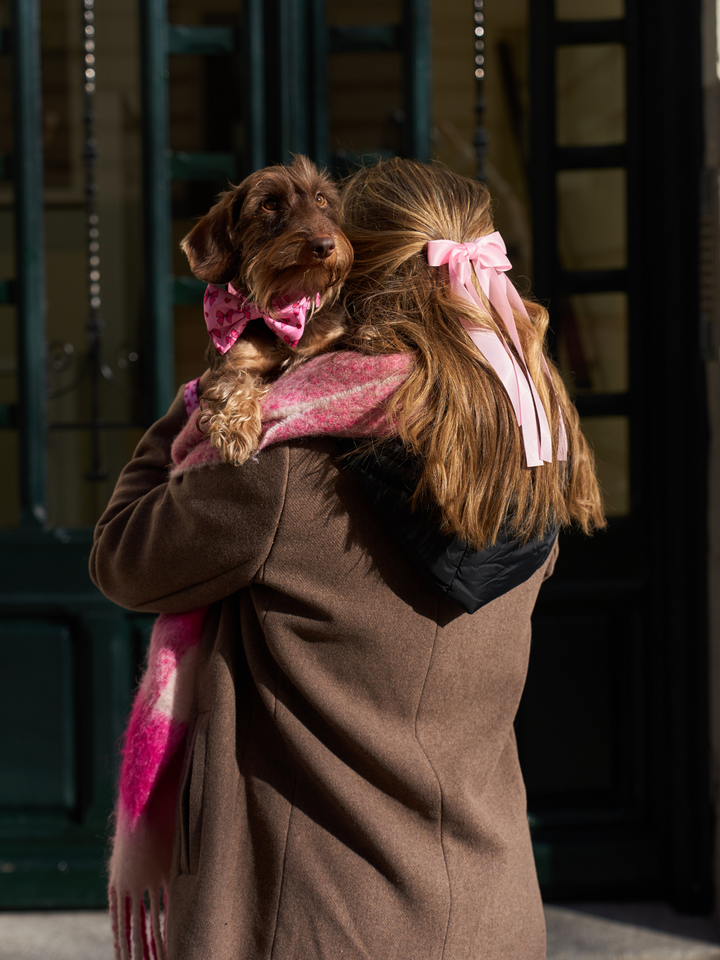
(340, 158, 606, 549)
(181, 155, 353, 464)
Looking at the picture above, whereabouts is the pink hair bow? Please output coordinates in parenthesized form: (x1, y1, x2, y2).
(427, 233, 567, 466)
(203, 282, 319, 354)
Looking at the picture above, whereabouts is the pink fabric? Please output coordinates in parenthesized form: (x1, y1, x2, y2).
(121, 712, 176, 825)
(259, 352, 410, 446)
(204, 282, 320, 353)
(109, 607, 208, 960)
(427, 234, 567, 465)
(183, 377, 200, 416)
(170, 351, 412, 477)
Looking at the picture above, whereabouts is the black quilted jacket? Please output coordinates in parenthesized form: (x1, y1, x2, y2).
(338, 437, 558, 614)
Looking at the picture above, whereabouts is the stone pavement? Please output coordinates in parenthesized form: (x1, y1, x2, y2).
(546, 906, 720, 959)
(0, 909, 111, 960)
(0, 903, 719, 959)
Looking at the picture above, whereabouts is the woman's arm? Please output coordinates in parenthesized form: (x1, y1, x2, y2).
(89, 386, 289, 614)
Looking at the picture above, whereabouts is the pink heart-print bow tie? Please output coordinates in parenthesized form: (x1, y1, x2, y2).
(427, 233, 567, 467)
(203, 283, 320, 354)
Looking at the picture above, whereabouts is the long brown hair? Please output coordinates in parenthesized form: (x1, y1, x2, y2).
(341, 158, 605, 549)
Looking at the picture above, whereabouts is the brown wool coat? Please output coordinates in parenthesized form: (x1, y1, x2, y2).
(90, 389, 557, 960)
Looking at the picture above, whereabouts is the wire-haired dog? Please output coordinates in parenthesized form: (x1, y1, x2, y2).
(181, 155, 353, 464)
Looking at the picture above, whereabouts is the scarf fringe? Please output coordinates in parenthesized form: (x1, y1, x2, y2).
(110, 884, 166, 960)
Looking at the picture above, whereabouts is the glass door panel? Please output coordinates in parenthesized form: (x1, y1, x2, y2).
(555, 0, 625, 19)
(558, 292, 629, 393)
(556, 43, 626, 146)
(0, 435, 20, 528)
(581, 415, 630, 516)
(0, 266, 18, 526)
(557, 168, 627, 270)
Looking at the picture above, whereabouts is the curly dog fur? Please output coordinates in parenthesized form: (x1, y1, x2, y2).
(181, 155, 353, 464)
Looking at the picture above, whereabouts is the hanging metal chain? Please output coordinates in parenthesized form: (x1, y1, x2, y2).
(47, 1, 141, 479)
(473, 0, 488, 182)
(83, 0, 99, 316)
(81, 0, 108, 480)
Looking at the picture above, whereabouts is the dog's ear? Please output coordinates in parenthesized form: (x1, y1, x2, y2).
(180, 187, 245, 283)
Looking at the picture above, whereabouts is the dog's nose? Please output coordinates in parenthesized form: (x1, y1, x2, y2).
(310, 236, 335, 259)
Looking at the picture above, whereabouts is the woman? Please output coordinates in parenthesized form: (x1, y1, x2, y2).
(91, 158, 603, 960)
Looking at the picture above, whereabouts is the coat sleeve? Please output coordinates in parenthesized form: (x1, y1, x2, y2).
(89, 387, 289, 613)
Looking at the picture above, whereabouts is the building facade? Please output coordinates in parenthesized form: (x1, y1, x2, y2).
(0, 0, 718, 918)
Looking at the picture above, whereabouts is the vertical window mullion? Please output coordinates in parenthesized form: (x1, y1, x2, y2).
(139, 0, 174, 421)
(243, 0, 266, 175)
(402, 0, 431, 163)
(529, 0, 558, 312)
(309, 0, 328, 167)
(11, 0, 47, 526)
(277, 0, 308, 161)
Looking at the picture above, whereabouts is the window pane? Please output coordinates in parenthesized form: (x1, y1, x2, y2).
(557, 168, 627, 270)
(327, 0, 401, 24)
(38, 1, 146, 529)
(0, 434, 20, 529)
(47, 428, 143, 529)
(556, 0, 625, 20)
(175, 303, 212, 388)
(558, 292, 628, 393)
(0, 231, 18, 528)
(432, 0, 477, 182)
(581, 416, 629, 516)
(327, 0, 403, 161)
(327, 52, 403, 159)
(0, 307, 16, 406)
(557, 44, 625, 147)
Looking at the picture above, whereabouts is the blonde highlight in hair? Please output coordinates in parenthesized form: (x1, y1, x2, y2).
(341, 158, 605, 549)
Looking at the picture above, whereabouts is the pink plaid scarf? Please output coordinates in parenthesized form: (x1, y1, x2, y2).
(108, 351, 411, 960)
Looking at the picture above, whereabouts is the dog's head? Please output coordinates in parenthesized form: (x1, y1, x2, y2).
(180, 156, 353, 315)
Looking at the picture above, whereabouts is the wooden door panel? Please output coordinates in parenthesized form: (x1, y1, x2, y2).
(0, 621, 76, 809)
(0, 538, 140, 907)
(523, 577, 661, 899)
(521, 583, 646, 811)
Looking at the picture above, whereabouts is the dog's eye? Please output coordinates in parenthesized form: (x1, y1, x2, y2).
(315, 193, 327, 207)
(262, 197, 279, 211)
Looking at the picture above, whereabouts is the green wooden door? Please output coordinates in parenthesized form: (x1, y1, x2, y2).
(0, 0, 430, 908)
(0, 0, 131, 906)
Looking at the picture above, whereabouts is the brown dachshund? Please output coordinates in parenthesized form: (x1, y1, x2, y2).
(181, 156, 353, 464)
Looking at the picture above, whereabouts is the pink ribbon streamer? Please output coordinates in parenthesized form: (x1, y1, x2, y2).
(203, 283, 320, 354)
(427, 233, 567, 465)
